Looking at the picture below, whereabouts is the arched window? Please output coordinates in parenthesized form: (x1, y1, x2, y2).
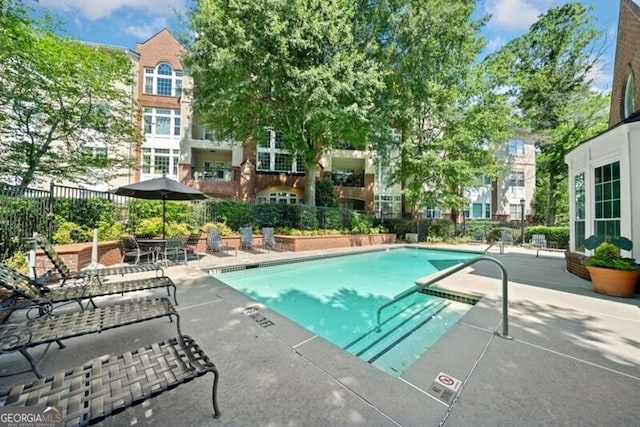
(624, 73, 635, 118)
(143, 62, 183, 97)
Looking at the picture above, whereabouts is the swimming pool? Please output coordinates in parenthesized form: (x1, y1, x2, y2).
(217, 247, 480, 376)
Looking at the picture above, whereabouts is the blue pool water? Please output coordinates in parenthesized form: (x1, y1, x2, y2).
(217, 247, 479, 376)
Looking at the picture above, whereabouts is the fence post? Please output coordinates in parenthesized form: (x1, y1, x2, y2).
(48, 182, 55, 240)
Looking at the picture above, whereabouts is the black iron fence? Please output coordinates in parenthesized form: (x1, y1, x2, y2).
(0, 182, 130, 260)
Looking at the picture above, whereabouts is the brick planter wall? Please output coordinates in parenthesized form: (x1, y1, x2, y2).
(566, 251, 591, 281)
(35, 240, 122, 276)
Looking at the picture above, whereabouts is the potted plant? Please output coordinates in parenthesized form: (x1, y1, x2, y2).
(583, 235, 640, 297)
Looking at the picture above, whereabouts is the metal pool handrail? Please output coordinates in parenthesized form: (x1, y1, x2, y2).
(375, 256, 512, 339)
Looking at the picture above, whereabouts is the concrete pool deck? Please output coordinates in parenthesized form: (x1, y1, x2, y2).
(1, 243, 639, 426)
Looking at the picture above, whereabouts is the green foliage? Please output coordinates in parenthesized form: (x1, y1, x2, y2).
(53, 198, 117, 228)
(348, 211, 373, 234)
(165, 222, 190, 238)
(525, 226, 570, 249)
(488, 3, 607, 225)
(251, 204, 286, 228)
(52, 219, 91, 244)
(584, 240, 638, 271)
(4, 250, 28, 275)
(185, 0, 383, 205)
(204, 200, 251, 231)
(322, 209, 343, 230)
(135, 218, 163, 237)
(0, 2, 138, 188)
(427, 219, 454, 239)
(202, 222, 233, 236)
(97, 220, 125, 241)
(298, 207, 319, 230)
(316, 180, 338, 207)
(127, 200, 199, 232)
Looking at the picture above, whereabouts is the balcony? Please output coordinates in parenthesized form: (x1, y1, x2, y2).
(191, 125, 214, 141)
(331, 171, 364, 188)
(191, 166, 233, 182)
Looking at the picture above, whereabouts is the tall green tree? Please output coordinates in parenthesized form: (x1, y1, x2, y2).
(359, 0, 510, 220)
(0, 0, 138, 189)
(488, 3, 607, 225)
(185, 0, 383, 205)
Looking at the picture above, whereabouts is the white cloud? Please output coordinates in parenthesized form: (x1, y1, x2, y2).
(485, 0, 542, 31)
(124, 17, 168, 40)
(38, 0, 187, 21)
(486, 36, 507, 52)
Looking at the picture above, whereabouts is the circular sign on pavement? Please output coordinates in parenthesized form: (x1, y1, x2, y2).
(438, 374, 455, 386)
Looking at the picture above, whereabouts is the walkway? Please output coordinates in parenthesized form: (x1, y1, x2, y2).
(1, 244, 638, 426)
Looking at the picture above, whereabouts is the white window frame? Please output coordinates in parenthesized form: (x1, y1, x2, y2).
(141, 148, 180, 177)
(143, 108, 181, 137)
(257, 129, 303, 173)
(508, 138, 525, 156)
(143, 63, 183, 97)
(509, 170, 525, 187)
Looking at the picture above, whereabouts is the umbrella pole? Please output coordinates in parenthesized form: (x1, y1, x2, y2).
(162, 198, 166, 239)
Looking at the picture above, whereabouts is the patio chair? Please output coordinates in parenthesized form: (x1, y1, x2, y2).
(160, 236, 188, 265)
(0, 275, 180, 378)
(206, 228, 237, 256)
(121, 235, 155, 265)
(262, 227, 290, 251)
(239, 227, 266, 253)
(500, 231, 513, 245)
(34, 233, 163, 287)
(471, 230, 485, 243)
(0, 262, 178, 311)
(186, 232, 202, 256)
(531, 234, 547, 248)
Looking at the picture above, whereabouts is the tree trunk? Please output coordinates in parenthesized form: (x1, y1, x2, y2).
(546, 174, 558, 226)
(304, 164, 317, 206)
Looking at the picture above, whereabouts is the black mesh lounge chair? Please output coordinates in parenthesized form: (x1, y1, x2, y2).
(206, 229, 237, 256)
(0, 335, 221, 423)
(34, 232, 163, 287)
(262, 227, 290, 251)
(0, 275, 180, 378)
(239, 227, 266, 253)
(0, 262, 177, 310)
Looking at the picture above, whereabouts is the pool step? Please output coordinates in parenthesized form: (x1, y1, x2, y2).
(343, 294, 457, 376)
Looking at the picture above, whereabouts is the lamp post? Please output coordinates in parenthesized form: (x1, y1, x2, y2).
(520, 198, 525, 246)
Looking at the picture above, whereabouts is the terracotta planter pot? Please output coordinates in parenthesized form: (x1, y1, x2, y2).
(586, 266, 640, 298)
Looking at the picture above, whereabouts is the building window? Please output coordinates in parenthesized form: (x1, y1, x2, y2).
(472, 203, 483, 218)
(624, 73, 635, 119)
(509, 170, 525, 187)
(257, 192, 298, 205)
(142, 63, 183, 97)
(141, 148, 180, 177)
(485, 203, 491, 219)
(510, 203, 523, 220)
(574, 172, 585, 251)
(423, 207, 442, 219)
(375, 195, 402, 218)
(143, 108, 181, 137)
(508, 138, 525, 156)
(594, 161, 620, 237)
(257, 129, 302, 173)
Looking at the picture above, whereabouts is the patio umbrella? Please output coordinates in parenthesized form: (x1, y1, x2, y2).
(113, 175, 208, 239)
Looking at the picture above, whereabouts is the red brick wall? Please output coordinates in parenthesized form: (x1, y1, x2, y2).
(35, 241, 122, 276)
(609, 0, 640, 126)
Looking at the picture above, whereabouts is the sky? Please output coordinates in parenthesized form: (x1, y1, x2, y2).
(30, 0, 623, 91)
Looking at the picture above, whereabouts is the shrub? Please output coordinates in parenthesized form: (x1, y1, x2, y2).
(202, 222, 234, 236)
(524, 226, 570, 249)
(97, 220, 126, 241)
(52, 219, 90, 244)
(4, 250, 28, 274)
(135, 217, 163, 237)
(298, 206, 319, 230)
(165, 222, 190, 237)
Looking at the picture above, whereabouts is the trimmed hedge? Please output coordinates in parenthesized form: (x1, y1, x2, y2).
(524, 226, 570, 249)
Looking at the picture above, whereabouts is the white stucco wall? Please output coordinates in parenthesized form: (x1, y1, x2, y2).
(565, 122, 640, 260)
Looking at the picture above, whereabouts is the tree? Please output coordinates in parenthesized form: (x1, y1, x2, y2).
(358, 0, 510, 221)
(488, 3, 607, 225)
(184, 0, 383, 205)
(0, 0, 138, 189)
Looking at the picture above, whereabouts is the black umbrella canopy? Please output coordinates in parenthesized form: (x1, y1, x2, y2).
(113, 176, 208, 238)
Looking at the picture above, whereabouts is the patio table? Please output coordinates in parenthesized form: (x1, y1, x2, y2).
(136, 239, 167, 263)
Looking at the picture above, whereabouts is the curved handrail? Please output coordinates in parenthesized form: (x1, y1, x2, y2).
(375, 256, 512, 339)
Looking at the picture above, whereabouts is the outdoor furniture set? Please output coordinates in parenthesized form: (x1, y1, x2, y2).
(0, 236, 221, 424)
